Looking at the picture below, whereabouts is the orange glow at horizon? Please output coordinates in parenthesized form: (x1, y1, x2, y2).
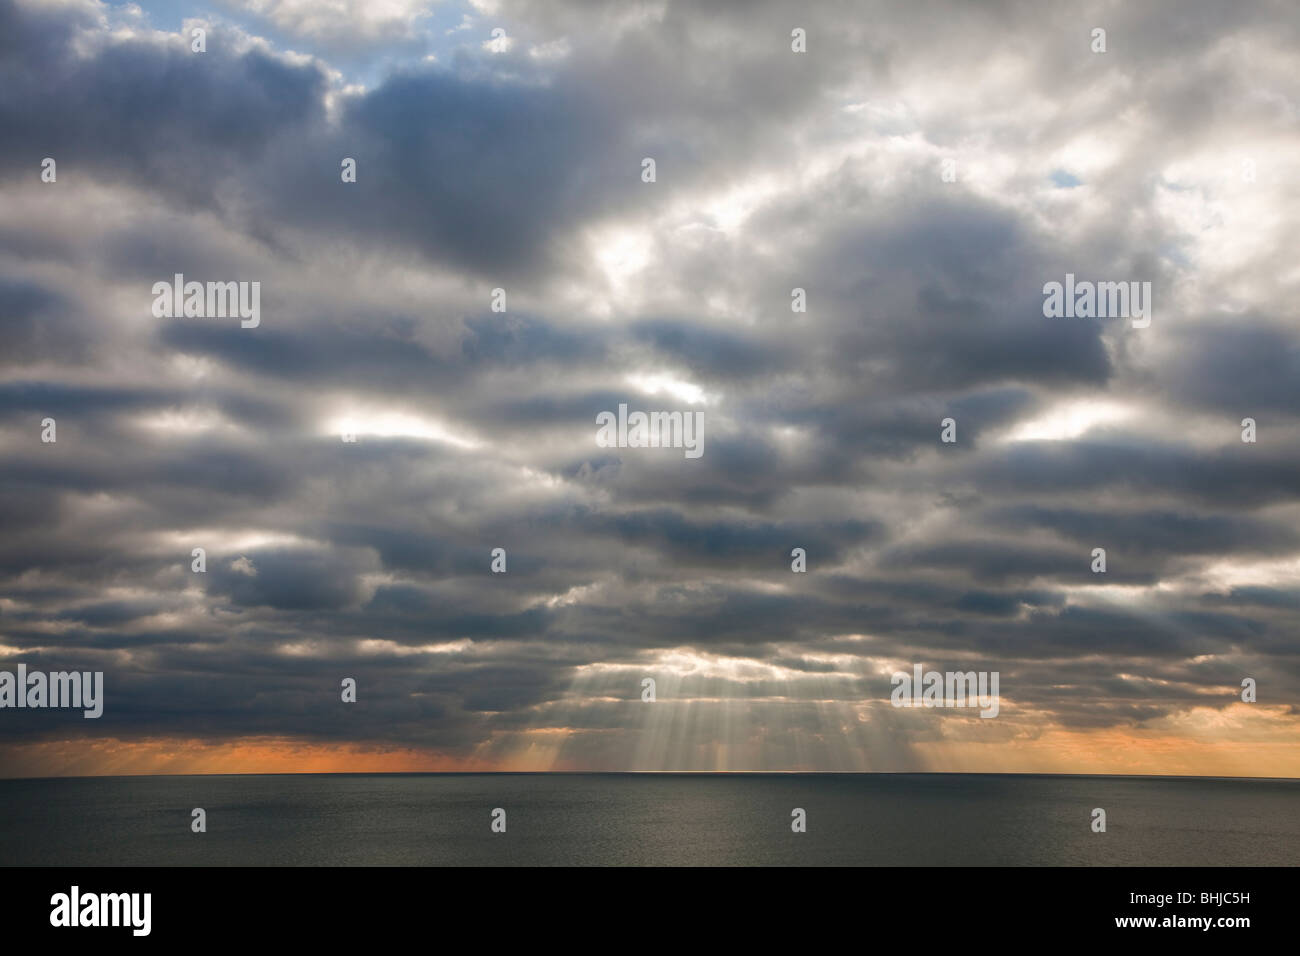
(3, 707, 1299, 779)
(0, 736, 499, 778)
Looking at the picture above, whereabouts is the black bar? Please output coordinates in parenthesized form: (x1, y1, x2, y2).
(6, 866, 1279, 943)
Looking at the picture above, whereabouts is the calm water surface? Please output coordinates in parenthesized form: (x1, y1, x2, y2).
(1, 773, 1296, 866)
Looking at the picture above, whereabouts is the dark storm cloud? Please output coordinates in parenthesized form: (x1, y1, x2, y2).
(970, 440, 1300, 508)
(205, 547, 379, 610)
(261, 69, 630, 279)
(0, 0, 328, 201)
(600, 509, 882, 569)
(1156, 319, 1300, 416)
(630, 318, 787, 380)
(0, 278, 93, 365)
(1, 0, 1298, 771)
(991, 506, 1300, 558)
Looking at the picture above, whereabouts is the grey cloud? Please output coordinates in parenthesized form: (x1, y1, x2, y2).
(1, 0, 1298, 771)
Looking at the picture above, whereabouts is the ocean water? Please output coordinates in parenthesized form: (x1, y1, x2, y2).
(1, 772, 1296, 866)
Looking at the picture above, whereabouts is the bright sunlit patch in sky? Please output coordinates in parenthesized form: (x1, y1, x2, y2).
(625, 372, 711, 405)
(325, 411, 481, 448)
(590, 226, 653, 290)
(1003, 399, 1132, 442)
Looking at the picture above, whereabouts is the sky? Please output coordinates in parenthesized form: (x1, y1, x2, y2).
(1, 0, 1298, 778)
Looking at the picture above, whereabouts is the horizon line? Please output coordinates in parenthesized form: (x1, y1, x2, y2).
(3, 769, 1297, 783)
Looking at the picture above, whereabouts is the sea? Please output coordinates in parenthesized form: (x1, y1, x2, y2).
(1, 772, 1296, 866)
